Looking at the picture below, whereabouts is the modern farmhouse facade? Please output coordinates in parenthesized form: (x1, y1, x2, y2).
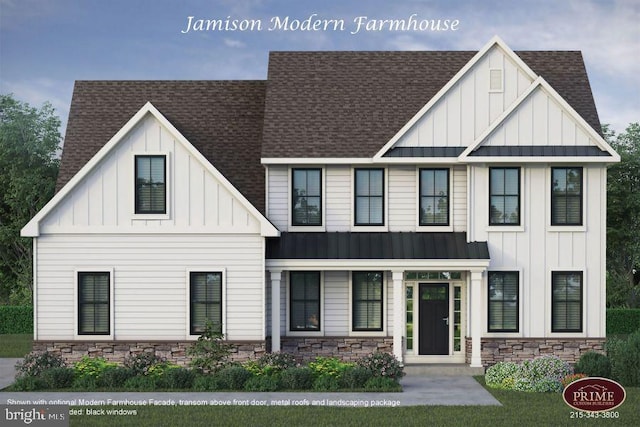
(22, 37, 619, 367)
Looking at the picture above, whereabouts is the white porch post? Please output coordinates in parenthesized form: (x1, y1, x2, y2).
(470, 270, 483, 368)
(392, 270, 404, 363)
(270, 270, 282, 353)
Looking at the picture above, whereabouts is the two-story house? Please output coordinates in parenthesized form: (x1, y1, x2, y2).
(22, 37, 619, 368)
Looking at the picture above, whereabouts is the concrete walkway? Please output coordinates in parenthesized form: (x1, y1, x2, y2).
(0, 368, 500, 407)
(0, 358, 20, 390)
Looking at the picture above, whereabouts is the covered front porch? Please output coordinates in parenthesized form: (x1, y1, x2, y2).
(265, 232, 490, 367)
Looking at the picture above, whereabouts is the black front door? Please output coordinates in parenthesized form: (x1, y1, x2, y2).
(419, 284, 449, 355)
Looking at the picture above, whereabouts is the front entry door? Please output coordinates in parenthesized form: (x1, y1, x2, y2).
(419, 284, 449, 355)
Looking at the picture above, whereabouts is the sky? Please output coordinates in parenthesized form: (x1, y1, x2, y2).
(1, 0, 638, 138)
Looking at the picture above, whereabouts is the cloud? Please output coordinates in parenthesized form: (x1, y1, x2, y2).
(224, 38, 246, 48)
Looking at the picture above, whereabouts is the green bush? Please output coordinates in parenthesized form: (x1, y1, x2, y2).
(313, 375, 340, 391)
(607, 309, 640, 335)
(244, 374, 281, 391)
(574, 351, 612, 378)
(308, 357, 354, 379)
(485, 356, 571, 393)
(524, 356, 572, 382)
(41, 367, 75, 389)
(123, 375, 157, 391)
(12, 376, 46, 391)
(485, 361, 521, 389)
(16, 351, 66, 378)
(608, 330, 640, 386)
(363, 376, 401, 391)
(72, 375, 97, 390)
(123, 352, 166, 376)
(187, 321, 233, 373)
(245, 352, 298, 376)
(356, 352, 404, 380)
(214, 365, 251, 390)
(73, 356, 118, 381)
(100, 367, 135, 388)
(0, 306, 33, 334)
(280, 367, 313, 390)
(192, 374, 220, 391)
(340, 366, 374, 389)
(159, 367, 196, 389)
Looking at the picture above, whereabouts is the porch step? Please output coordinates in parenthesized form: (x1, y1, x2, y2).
(403, 363, 485, 376)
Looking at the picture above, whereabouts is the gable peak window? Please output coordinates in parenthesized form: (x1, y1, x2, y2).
(78, 272, 110, 335)
(420, 168, 449, 226)
(355, 169, 384, 226)
(551, 167, 582, 225)
(490, 167, 520, 225)
(292, 169, 322, 226)
(135, 155, 166, 214)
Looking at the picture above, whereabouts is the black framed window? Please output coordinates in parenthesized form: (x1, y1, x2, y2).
(552, 272, 582, 332)
(290, 272, 320, 331)
(190, 272, 222, 335)
(551, 167, 582, 225)
(420, 168, 449, 225)
(78, 272, 110, 335)
(135, 155, 166, 214)
(488, 271, 519, 332)
(355, 169, 384, 226)
(490, 167, 520, 225)
(292, 169, 322, 226)
(352, 272, 383, 331)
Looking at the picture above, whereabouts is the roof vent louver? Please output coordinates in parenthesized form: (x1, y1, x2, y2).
(489, 69, 503, 92)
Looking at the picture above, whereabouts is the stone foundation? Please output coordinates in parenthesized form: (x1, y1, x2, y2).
(464, 337, 606, 367)
(280, 336, 393, 362)
(32, 340, 267, 366)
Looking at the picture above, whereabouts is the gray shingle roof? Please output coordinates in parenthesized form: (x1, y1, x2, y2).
(266, 232, 490, 260)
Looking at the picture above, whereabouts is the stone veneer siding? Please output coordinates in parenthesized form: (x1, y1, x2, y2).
(464, 337, 606, 367)
(32, 341, 267, 366)
(280, 337, 393, 362)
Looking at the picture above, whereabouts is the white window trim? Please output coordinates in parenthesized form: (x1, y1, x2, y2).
(484, 267, 524, 338)
(486, 166, 525, 232)
(416, 166, 454, 232)
(132, 152, 171, 220)
(74, 268, 115, 340)
(547, 269, 586, 337)
(185, 267, 227, 340)
(351, 167, 389, 232)
(348, 270, 388, 337)
(546, 166, 586, 232)
(286, 271, 324, 337)
(288, 166, 326, 232)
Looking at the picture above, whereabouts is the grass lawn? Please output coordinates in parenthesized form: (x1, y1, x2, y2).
(0, 334, 32, 357)
(67, 378, 639, 427)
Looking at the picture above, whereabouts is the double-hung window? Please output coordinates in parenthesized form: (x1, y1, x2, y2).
(490, 167, 520, 225)
(488, 272, 519, 332)
(552, 272, 582, 332)
(352, 272, 383, 331)
(292, 169, 322, 226)
(420, 168, 449, 226)
(135, 155, 166, 214)
(290, 272, 320, 331)
(354, 169, 384, 226)
(551, 167, 582, 225)
(78, 272, 110, 335)
(190, 272, 223, 335)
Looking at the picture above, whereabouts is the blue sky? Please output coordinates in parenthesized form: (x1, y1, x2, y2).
(1, 0, 638, 136)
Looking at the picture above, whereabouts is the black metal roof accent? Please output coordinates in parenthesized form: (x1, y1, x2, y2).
(470, 145, 609, 157)
(383, 147, 466, 157)
(266, 232, 490, 260)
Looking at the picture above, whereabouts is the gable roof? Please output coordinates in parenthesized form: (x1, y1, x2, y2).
(261, 49, 602, 160)
(57, 80, 268, 213)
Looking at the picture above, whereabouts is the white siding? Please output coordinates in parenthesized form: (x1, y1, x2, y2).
(325, 166, 351, 231)
(40, 115, 261, 234)
(324, 271, 349, 335)
(267, 166, 288, 231)
(36, 234, 264, 341)
(452, 166, 467, 231)
(388, 166, 415, 231)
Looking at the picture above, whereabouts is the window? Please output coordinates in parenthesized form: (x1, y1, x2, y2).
(78, 272, 110, 335)
(135, 155, 166, 214)
(490, 168, 520, 225)
(488, 272, 519, 332)
(420, 168, 449, 225)
(292, 169, 322, 226)
(290, 272, 320, 331)
(552, 272, 582, 332)
(352, 272, 383, 331)
(354, 169, 384, 226)
(551, 167, 582, 225)
(190, 272, 222, 335)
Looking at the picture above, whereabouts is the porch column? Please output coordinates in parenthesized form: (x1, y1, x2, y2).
(470, 270, 483, 367)
(270, 270, 282, 353)
(392, 270, 404, 363)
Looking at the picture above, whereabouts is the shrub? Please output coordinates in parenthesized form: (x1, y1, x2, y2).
(123, 375, 156, 391)
(159, 367, 196, 389)
(41, 367, 75, 389)
(485, 361, 521, 389)
(16, 352, 66, 378)
(187, 321, 233, 373)
(486, 356, 572, 393)
(308, 357, 354, 379)
(214, 365, 252, 390)
(524, 356, 572, 382)
(607, 309, 640, 335)
(12, 376, 46, 391)
(313, 375, 340, 391)
(192, 374, 220, 391)
(72, 375, 98, 390)
(244, 375, 281, 391)
(146, 362, 179, 379)
(356, 352, 404, 380)
(530, 377, 563, 393)
(608, 330, 640, 386)
(574, 351, 612, 378)
(100, 367, 135, 388)
(280, 367, 313, 390)
(364, 376, 401, 391)
(73, 356, 118, 381)
(340, 366, 373, 389)
(561, 373, 587, 388)
(123, 352, 166, 376)
(246, 352, 298, 376)
(0, 306, 33, 334)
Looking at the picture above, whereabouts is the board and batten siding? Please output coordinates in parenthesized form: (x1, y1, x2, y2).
(469, 165, 606, 338)
(35, 234, 264, 341)
(40, 114, 261, 234)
